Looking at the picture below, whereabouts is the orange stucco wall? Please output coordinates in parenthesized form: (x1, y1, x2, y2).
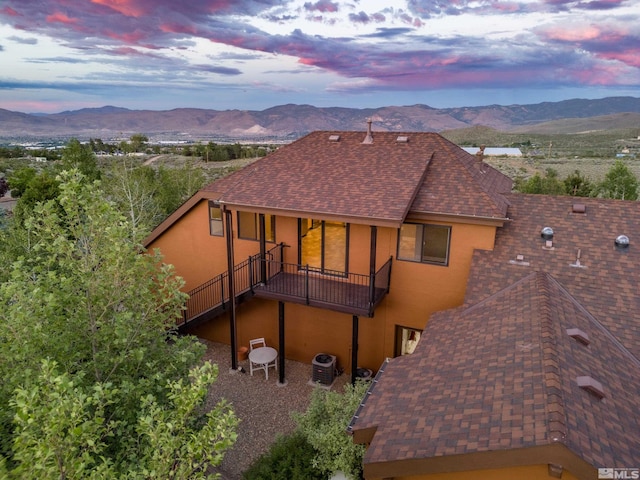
(390, 464, 580, 480)
(148, 202, 499, 373)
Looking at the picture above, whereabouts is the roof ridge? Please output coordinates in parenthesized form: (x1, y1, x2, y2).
(544, 273, 640, 369)
(534, 272, 568, 445)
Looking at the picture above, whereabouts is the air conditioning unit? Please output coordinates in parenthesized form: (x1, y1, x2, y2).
(312, 353, 336, 385)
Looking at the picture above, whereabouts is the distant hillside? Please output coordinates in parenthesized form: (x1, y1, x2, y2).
(0, 96, 639, 140)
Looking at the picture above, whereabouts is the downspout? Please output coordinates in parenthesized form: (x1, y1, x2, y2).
(368, 226, 377, 316)
(259, 213, 266, 283)
(224, 206, 238, 371)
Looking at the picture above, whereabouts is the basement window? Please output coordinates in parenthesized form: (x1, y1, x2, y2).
(208, 201, 223, 237)
(397, 223, 451, 266)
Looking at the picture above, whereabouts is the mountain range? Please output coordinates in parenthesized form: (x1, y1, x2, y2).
(1, 96, 639, 141)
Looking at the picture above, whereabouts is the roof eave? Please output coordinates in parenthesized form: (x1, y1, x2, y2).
(406, 210, 511, 227)
(218, 201, 405, 228)
(363, 443, 595, 480)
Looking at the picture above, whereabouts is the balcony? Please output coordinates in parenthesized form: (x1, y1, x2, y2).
(180, 243, 392, 329)
(253, 257, 392, 317)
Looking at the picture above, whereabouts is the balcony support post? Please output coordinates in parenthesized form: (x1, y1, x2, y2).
(224, 207, 238, 371)
(278, 301, 286, 386)
(351, 315, 359, 385)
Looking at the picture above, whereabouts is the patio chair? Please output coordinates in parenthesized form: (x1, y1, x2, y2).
(249, 337, 277, 378)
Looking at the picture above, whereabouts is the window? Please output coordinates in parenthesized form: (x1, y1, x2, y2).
(208, 201, 223, 236)
(395, 326, 421, 356)
(237, 212, 275, 242)
(299, 219, 349, 274)
(398, 223, 450, 265)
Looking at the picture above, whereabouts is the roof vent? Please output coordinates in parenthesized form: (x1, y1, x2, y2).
(615, 234, 630, 250)
(541, 227, 554, 241)
(509, 254, 530, 266)
(328, 134, 340, 142)
(572, 203, 586, 214)
(576, 376, 605, 399)
(566, 328, 590, 345)
(362, 118, 373, 144)
(396, 135, 408, 143)
(569, 248, 586, 268)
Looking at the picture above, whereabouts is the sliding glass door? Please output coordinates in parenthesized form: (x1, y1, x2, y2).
(299, 219, 349, 274)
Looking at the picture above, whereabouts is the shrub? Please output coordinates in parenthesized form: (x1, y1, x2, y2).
(242, 432, 323, 480)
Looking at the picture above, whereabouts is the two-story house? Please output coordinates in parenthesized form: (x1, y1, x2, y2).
(145, 126, 640, 479)
(144, 125, 512, 384)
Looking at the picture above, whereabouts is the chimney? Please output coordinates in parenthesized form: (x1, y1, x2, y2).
(475, 145, 486, 162)
(362, 118, 373, 144)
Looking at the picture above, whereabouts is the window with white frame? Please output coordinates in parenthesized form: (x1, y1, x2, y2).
(397, 223, 451, 265)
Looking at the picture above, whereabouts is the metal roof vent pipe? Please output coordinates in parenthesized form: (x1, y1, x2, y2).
(362, 118, 373, 144)
(541, 227, 554, 241)
(615, 234, 630, 250)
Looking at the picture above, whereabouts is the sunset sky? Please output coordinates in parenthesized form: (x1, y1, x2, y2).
(1, 0, 638, 113)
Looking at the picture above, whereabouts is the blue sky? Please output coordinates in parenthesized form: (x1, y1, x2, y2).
(0, 0, 638, 113)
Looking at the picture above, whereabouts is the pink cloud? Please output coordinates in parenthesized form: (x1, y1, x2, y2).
(543, 25, 601, 41)
(1, 6, 20, 16)
(46, 12, 79, 25)
(160, 22, 198, 35)
(90, 0, 148, 18)
(594, 51, 640, 68)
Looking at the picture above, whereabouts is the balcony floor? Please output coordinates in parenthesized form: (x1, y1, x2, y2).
(253, 270, 387, 317)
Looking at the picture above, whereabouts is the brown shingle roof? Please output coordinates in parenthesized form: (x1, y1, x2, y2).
(465, 193, 640, 358)
(350, 270, 640, 477)
(202, 131, 511, 227)
(411, 135, 512, 219)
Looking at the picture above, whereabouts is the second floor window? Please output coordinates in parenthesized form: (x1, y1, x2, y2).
(238, 212, 275, 242)
(209, 201, 223, 236)
(397, 223, 450, 266)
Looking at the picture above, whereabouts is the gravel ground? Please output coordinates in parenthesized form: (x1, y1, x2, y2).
(202, 340, 349, 480)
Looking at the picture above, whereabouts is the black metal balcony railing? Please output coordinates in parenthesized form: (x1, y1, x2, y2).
(181, 243, 392, 328)
(253, 257, 392, 317)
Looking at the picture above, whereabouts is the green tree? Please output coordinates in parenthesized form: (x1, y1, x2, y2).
(6, 167, 37, 198)
(60, 138, 101, 181)
(514, 168, 565, 195)
(103, 160, 162, 241)
(563, 170, 596, 197)
(156, 163, 206, 216)
(130, 134, 149, 153)
(294, 382, 368, 480)
(597, 160, 639, 200)
(0, 171, 233, 473)
(7, 360, 237, 479)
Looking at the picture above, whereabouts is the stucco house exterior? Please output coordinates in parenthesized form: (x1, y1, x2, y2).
(144, 126, 639, 479)
(144, 125, 512, 384)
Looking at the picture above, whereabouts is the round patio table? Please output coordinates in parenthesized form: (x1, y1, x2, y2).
(248, 346, 277, 379)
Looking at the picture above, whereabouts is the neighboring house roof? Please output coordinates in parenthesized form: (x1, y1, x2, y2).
(349, 193, 640, 478)
(144, 130, 512, 245)
(463, 147, 523, 156)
